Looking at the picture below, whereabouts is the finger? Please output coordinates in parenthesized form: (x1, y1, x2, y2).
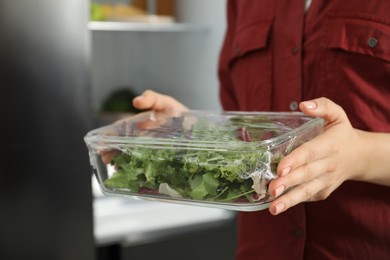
(132, 90, 158, 110)
(270, 156, 336, 198)
(269, 177, 328, 215)
(132, 90, 163, 110)
(101, 153, 112, 164)
(299, 97, 350, 126)
(132, 90, 188, 111)
(277, 134, 336, 177)
(100, 150, 120, 164)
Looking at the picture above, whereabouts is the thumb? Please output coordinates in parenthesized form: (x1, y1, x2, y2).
(299, 97, 350, 126)
(132, 90, 188, 112)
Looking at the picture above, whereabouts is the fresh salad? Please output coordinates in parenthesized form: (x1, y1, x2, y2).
(102, 114, 286, 203)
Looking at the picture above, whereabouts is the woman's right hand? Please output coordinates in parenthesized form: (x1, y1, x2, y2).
(100, 90, 188, 164)
(132, 90, 188, 112)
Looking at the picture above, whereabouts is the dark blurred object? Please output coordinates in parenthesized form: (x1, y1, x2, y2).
(99, 88, 142, 126)
(102, 88, 141, 113)
(114, 216, 237, 260)
(0, 1, 94, 260)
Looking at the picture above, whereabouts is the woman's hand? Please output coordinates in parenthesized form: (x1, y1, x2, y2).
(132, 89, 188, 112)
(267, 97, 380, 215)
(100, 90, 188, 164)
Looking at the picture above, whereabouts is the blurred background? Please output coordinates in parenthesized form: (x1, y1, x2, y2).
(90, 0, 224, 117)
(0, 1, 237, 260)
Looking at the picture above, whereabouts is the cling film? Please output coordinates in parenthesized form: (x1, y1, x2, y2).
(85, 110, 323, 211)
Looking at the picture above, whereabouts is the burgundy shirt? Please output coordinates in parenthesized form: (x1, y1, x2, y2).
(218, 1, 390, 259)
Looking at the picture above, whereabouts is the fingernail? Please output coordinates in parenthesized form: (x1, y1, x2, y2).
(281, 166, 291, 176)
(301, 101, 317, 110)
(274, 185, 285, 197)
(274, 202, 286, 215)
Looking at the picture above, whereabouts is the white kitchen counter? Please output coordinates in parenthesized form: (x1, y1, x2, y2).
(92, 176, 236, 247)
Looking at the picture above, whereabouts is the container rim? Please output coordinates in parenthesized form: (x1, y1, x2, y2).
(84, 111, 324, 150)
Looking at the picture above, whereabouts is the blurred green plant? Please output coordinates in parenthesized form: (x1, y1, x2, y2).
(102, 88, 142, 114)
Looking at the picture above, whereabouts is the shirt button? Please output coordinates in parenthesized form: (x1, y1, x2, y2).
(368, 37, 378, 48)
(292, 47, 299, 55)
(294, 228, 304, 238)
(236, 46, 241, 54)
(289, 101, 299, 111)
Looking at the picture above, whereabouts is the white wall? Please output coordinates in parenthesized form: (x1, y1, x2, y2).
(174, 0, 226, 110)
(91, 0, 227, 113)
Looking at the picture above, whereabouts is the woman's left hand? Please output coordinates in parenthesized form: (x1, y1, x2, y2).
(268, 97, 366, 215)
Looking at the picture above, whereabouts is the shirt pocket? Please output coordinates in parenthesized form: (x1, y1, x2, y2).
(318, 12, 390, 130)
(229, 20, 273, 64)
(228, 19, 274, 111)
(321, 12, 390, 63)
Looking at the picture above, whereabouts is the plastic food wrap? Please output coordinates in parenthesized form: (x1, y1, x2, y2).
(84, 110, 323, 211)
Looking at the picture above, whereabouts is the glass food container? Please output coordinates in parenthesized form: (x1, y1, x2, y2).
(84, 110, 323, 211)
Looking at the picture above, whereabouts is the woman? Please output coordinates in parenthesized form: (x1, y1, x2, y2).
(130, 1, 390, 259)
